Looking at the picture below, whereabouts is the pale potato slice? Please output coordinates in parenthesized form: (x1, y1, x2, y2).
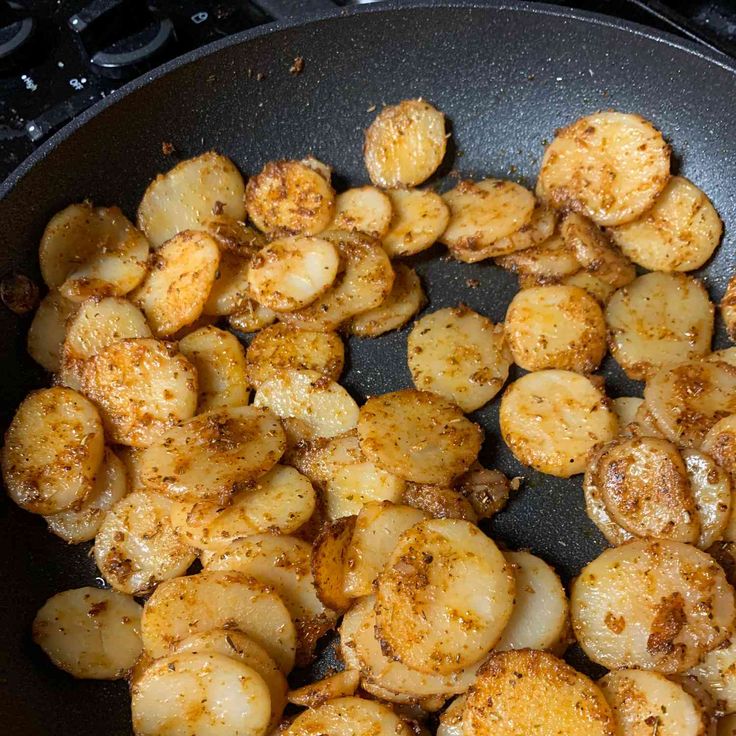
(440, 179, 536, 256)
(178, 326, 249, 412)
(347, 264, 425, 337)
(32, 587, 142, 680)
(94, 490, 196, 595)
(599, 668, 708, 736)
(246, 160, 335, 235)
(131, 230, 220, 337)
(375, 519, 514, 674)
(2, 387, 104, 514)
(332, 187, 393, 238)
(571, 539, 735, 673)
(437, 696, 465, 736)
(358, 390, 483, 485)
(382, 188, 450, 257)
(40, 203, 149, 301)
(343, 502, 428, 597)
(279, 230, 394, 331)
(537, 111, 670, 226)
(254, 369, 359, 444)
(495, 550, 569, 653)
(610, 177, 722, 272)
(504, 284, 606, 373)
(137, 152, 246, 247)
(324, 460, 406, 520)
(364, 99, 446, 189)
(454, 463, 512, 520)
(141, 570, 297, 672)
(401, 483, 478, 522)
(131, 652, 271, 736)
(289, 670, 360, 708)
(246, 324, 344, 388)
(632, 400, 668, 440)
(80, 338, 197, 447)
(606, 273, 714, 380)
(228, 299, 277, 332)
(202, 250, 252, 316)
(27, 291, 78, 372)
(408, 305, 512, 412)
(495, 230, 581, 283)
(500, 370, 618, 477)
(690, 637, 736, 715)
(683, 449, 732, 550)
(45, 447, 127, 544)
(137, 406, 286, 504)
(612, 396, 644, 428)
(562, 269, 619, 304)
(646, 361, 736, 449)
(311, 515, 356, 612)
(464, 649, 616, 736)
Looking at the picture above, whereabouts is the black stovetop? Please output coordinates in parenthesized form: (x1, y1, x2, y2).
(1, 0, 735, 181)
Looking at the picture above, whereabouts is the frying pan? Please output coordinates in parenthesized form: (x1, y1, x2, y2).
(1, 1, 736, 732)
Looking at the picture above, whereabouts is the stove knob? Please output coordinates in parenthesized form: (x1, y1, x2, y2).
(0, 2, 35, 68)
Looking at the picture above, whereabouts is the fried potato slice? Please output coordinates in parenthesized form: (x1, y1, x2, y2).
(228, 299, 277, 332)
(40, 203, 149, 301)
(358, 389, 483, 485)
(408, 305, 511, 412)
(689, 636, 736, 715)
(80, 338, 197, 446)
(311, 515, 356, 613)
(2, 387, 104, 514)
(683, 449, 732, 550)
(246, 160, 335, 236)
(703, 414, 736, 487)
(332, 186, 393, 238)
(284, 430, 363, 486)
(495, 230, 581, 283)
(500, 370, 618, 477)
(289, 670, 360, 708)
(571, 539, 735, 673)
(94, 490, 196, 595)
(562, 269, 618, 304)
(537, 111, 670, 226)
(202, 250, 251, 316)
(454, 463, 511, 520)
(401, 483, 478, 522)
(437, 695, 465, 736)
(364, 99, 446, 189)
(606, 273, 714, 380)
(612, 396, 644, 428)
(27, 291, 78, 372)
(137, 406, 286, 504)
(504, 284, 606, 373)
(375, 519, 514, 674)
(33, 587, 142, 680)
(440, 179, 536, 256)
(382, 188, 450, 257)
(137, 152, 246, 247)
(721, 276, 736, 343)
(178, 326, 249, 412)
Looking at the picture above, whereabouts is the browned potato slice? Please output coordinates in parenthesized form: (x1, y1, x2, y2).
(500, 370, 618, 477)
(722, 276, 736, 343)
(606, 273, 714, 381)
(358, 389, 483, 485)
(2, 387, 104, 514)
(289, 670, 360, 708)
(311, 515, 356, 613)
(202, 215, 264, 255)
(495, 230, 581, 283)
(464, 649, 616, 736)
(571, 539, 735, 673)
(408, 305, 511, 412)
(40, 203, 149, 301)
(227, 299, 277, 332)
(80, 338, 197, 446)
(440, 179, 536, 256)
(537, 111, 670, 226)
(285, 430, 362, 483)
(504, 284, 606, 373)
(689, 636, 736, 715)
(347, 264, 425, 337)
(454, 463, 511, 519)
(375, 519, 514, 674)
(178, 326, 249, 412)
(27, 291, 78, 372)
(136, 405, 286, 504)
(246, 160, 335, 235)
(332, 186, 393, 238)
(364, 99, 446, 189)
(402, 483, 478, 522)
(382, 188, 450, 257)
(562, 270, 618, 304)
(683, 449, 732, 549)
(703, 414, 736, 488)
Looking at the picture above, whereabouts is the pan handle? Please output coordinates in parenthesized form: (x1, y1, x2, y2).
(253, 0, 340, 21)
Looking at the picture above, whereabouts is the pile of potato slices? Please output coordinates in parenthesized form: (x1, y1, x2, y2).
(5, 96, 736, 736)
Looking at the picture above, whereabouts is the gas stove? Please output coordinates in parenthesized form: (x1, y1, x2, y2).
(2, 0, 735, 181)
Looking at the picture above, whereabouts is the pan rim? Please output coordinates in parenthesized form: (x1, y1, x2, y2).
(1, 0, 735, 200)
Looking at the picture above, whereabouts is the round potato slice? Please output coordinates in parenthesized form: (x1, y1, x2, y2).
(33, 587, 142, 680)
(2, 387, 104, 515)
(683, 449, 732, 550)
(504, 284, 606, 373)
(227, 299, 277, 333)
(537, 111, 670, 226)
(358, 389, 483, 485)
(606, 273, 714, 381)
(246, 159, 335, 235)
(440, 179, 536, 255)
(376, 519, 514, 674)
(689, 637, 736, 715)
(463, 649, 616, 736)
(495, 230, 581, 283)
(610, 176, 722, 272)
(27, 291, 78, 372)
(332, 186, 393, 238)
(131, 652, 271, 736)
(311, 515, 356, 613)
(571, 539, 735, 673)
(408, 305, 511, 412)
(364, 99, 446, 189)
(382, 188, 450, 257)
(324, 461, 406, 520)
(500, 370, 618, 477)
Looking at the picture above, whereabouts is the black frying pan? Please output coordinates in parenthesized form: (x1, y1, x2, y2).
(2, 1, 736, 733)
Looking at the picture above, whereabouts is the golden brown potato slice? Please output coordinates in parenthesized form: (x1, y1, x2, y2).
(332, 186, 393, 238)
(2, 387, 104, 515)
(227, 299, 277, 332)
(27, 291, 78, 372)
(703, 415, 736, 489)
(689, 637, 736, 716)
(382, 188, 450, 257)
(288, 670, 360, 709)
(311, 515, 356, 613)
(537, 111, 670, 226)
(454, 463, 511, 520)
(722, 276, 736, 343)
(495, 230, 581, 283)
(402, 483, 477, 522)
(358, 389, 483, 485)
(683, 449, 732, 550)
